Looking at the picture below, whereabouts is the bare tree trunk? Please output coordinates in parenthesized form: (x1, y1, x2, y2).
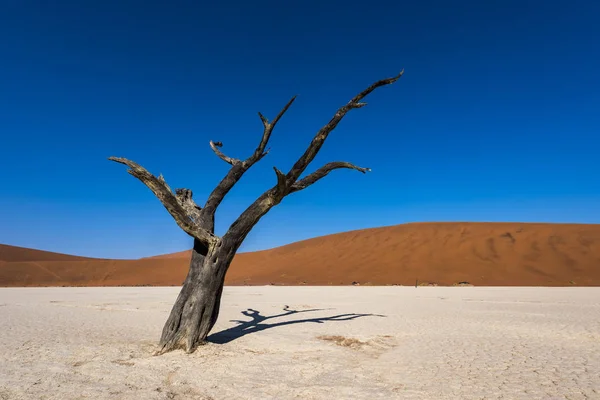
(156, 239, 233, 354)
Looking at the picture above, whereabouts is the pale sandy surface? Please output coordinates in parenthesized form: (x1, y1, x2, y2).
(0, 287, 599, 400)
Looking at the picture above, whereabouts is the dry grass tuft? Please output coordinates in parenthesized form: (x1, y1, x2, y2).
(317, 335, 367, 349)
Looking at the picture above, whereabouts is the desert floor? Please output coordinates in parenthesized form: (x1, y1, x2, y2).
(0, 287, 599, 400)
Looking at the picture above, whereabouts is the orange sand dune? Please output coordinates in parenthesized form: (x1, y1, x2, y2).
(1, 222, 599, 287)
(0, 244, 103, 263)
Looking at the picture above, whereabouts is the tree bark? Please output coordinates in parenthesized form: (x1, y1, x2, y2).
(156, 239, 233, 354)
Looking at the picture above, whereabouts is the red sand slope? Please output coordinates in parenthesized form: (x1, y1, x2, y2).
(1, 222, 599, 287)
(0, 244, 104, 263)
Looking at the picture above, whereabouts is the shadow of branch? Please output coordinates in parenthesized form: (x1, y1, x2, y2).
(207, 304, 386, 344)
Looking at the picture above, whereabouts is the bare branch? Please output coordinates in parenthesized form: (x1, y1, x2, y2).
(224, 71, 402, 243)
(209, 141, 240, 165)
(284, 71, 403, 184)
(199, 96, 297, 230)
(289, 161, 371, 193)
(223, 190, 275, 246)
(108, 157, 218, 247)
(258, 112, 269, 127)
(253, 96, 297, 161)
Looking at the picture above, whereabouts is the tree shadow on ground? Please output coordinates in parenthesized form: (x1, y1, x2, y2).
(207, 305, 385, 344)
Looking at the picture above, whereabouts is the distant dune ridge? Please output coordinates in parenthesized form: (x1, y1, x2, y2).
(1, 222, 599, 287)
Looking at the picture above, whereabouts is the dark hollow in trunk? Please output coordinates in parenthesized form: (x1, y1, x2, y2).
(109, 71, 403, 355)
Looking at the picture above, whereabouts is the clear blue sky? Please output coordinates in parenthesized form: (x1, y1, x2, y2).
(1, 0, 599, 259)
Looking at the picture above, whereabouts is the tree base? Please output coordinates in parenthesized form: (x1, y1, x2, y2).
(155, 242, 226, 355)
(156, 280, 224, 354)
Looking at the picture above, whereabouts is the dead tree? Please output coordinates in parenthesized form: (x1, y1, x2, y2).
(109, 71, 403, 354)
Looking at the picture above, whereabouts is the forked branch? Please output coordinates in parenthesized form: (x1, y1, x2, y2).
(109, 72, 401, 252)
(108, 157, 218, 247)
(225, 71, 402, 242)
(199, 96, 297, 229)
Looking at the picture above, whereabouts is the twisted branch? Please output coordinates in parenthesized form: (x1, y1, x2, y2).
(108, 157, 218, 247)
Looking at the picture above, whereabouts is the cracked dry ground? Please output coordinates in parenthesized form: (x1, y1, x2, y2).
(0, 286, 598, 399)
